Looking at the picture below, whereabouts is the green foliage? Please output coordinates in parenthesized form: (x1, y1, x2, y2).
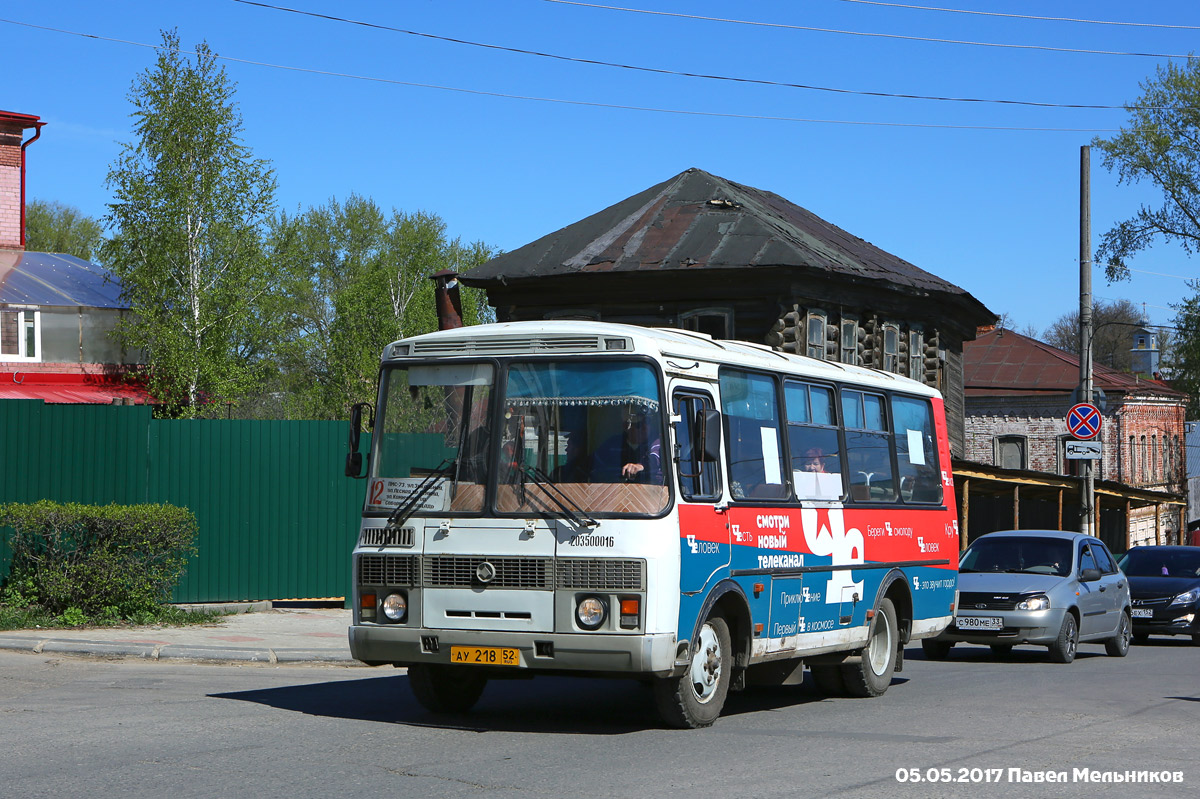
(0, 501, 198, 620)
(25, 199, 104, 260)
(1165, 288, 1200, 419)
(1041, 299, 1170, 373)
(102, 29, 278, 417)
(1094, 60, 1200, 418)
(1093, 59, 1200, 281)
(265, 195, 497, 419)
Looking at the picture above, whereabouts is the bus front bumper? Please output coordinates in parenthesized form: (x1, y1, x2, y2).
(349, 624, 680, 676)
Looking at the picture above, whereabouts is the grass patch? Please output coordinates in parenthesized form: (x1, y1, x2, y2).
(0, 602, 228, 631)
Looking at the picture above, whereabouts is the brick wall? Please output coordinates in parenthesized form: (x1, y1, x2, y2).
(0, 122, 26, 248)
(966, 392, 1187, 544)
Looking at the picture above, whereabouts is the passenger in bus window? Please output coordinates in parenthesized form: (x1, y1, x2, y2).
(802, 447, 827, 472)
(592, 407, 663, 484)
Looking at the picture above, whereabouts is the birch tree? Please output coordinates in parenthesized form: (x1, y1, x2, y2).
(103, 30, 277, 416)
(267, 195, 495, 419)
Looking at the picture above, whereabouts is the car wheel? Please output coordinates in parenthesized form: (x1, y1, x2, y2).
(1105, 611, 1132, 657)
(1191, 634, 1200, 647)
(654, 614, 732, 728)
(1048, 613, 1078, 664)
(841, 598, 899, 697)
(990, 644, 1014, 657)
(921, 639, 953, 660)
(408, 664, 488, 713)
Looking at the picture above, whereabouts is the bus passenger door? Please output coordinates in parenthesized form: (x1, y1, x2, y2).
(673, 389, 729, 594)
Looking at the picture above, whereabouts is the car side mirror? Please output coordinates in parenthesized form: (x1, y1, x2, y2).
(698, 408, 722, 463)
(1080, 567, 1102, 583)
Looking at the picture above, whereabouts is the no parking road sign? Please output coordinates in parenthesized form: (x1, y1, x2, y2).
(1067, 403, 1103, 440)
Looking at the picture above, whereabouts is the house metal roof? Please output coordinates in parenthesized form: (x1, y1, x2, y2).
(463, 168, 991, 317)
(964, 327, 1185, 398)
(0, 250, 126, 308)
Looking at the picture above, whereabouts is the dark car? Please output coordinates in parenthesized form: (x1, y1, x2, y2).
(924, 530, 1131, 663)
(1120, 546, 1200, 645)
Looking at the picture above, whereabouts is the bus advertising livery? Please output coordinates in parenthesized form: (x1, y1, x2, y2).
(346, 321, 959, 728)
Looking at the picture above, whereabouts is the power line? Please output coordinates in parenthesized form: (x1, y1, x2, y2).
(228, 0, 1163, 111)
(0, 17, 1132, 133)
(542, 0, 1200, 60)
(831, 0, 1200, 31)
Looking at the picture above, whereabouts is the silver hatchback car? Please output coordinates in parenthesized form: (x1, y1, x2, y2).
(924, 530, 1131, 663)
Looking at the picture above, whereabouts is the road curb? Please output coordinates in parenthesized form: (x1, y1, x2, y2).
(0, 635, 359, 665)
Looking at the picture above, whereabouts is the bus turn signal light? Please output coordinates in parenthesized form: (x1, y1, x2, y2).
(619, 598, 640, 628)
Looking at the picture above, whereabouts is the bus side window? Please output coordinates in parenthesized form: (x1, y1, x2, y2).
(892, 395, 942, 504)
(673, 392, 721, 501)
(720, 369, 788, 501)
(843, 389, 895, 502)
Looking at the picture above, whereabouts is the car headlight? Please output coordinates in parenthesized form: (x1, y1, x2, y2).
(1169, 587, 1200, 607)
(381, 592, 407, 622)
(576, 596, 607, 630)
(1016, 594, 1050, 611)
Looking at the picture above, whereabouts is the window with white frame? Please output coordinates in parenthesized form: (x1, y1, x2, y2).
(807, 312, 826, 359)
(996, 435, 1027, 470)
(840, 317, 858, 364)
(680, 308, 732, 340)
(882, 324, 899, 373)
(0, 308, 40, 362)
(908, 329, 923, 381)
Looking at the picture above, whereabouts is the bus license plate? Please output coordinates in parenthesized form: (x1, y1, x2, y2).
(450, 646, 519, 666)
(956, 616, 1002, 630)
(1131, 608, 1153, 618)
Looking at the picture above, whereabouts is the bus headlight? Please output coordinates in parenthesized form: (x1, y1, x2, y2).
(576, 596, 607, 630)
(382, 592, 408, 622)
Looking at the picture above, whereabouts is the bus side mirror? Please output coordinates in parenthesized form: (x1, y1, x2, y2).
(698, 408, 722, 463)
(346, 402, 373, 479)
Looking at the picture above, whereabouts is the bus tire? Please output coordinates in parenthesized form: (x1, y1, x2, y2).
(842, 598, 898, 697)
(654, 614, 732, 728)
(408, 664, 487, 714)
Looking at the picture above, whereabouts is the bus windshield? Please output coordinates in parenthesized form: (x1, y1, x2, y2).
(368, 359, 668, 517)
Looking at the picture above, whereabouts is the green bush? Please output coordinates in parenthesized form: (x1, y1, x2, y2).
(0, 501, 198, 619)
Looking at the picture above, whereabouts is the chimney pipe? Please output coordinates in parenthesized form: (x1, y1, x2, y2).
(430, 269, 464, 330)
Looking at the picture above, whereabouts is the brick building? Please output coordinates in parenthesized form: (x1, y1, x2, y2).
(0, 109, 148, 404)
(958, 327, 1187, 552)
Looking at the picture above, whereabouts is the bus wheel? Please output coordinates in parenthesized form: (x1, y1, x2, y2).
(407, 664, 487, 714)
(654, 615, 732, 728)
(842, 598, 898, 697)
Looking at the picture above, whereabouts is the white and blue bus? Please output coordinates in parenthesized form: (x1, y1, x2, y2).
(347, 321, 959, 727)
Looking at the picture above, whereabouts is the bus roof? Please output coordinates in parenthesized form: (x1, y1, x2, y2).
(384, 320, 939, 398)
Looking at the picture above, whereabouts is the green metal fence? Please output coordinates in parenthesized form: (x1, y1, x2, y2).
(0, 400, 366, 603)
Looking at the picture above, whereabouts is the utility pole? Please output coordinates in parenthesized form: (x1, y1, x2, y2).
(1079, 145, 1095, 535)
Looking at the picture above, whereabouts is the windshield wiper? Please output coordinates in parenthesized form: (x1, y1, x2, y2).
(521, 465, 600, 530)
(386, 458, 456, 532)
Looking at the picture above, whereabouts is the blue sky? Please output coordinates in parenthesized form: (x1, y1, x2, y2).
(4, 1, 1198, 335)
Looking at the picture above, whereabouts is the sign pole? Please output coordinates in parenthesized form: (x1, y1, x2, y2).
(1080, 145, 1095, 536)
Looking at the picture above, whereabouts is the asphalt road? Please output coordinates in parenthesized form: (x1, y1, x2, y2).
(0, 639, 1196, 799)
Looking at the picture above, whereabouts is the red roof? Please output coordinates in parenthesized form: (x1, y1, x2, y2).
(0, 370, 151, 404)
(963, 328, 1184, 398)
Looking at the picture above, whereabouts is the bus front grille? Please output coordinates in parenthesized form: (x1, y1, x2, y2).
(424, 556, 553, 590)
(358, 554, 420, 585)
(357, 554, 647, 592)
(557, 558, 646, 591)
